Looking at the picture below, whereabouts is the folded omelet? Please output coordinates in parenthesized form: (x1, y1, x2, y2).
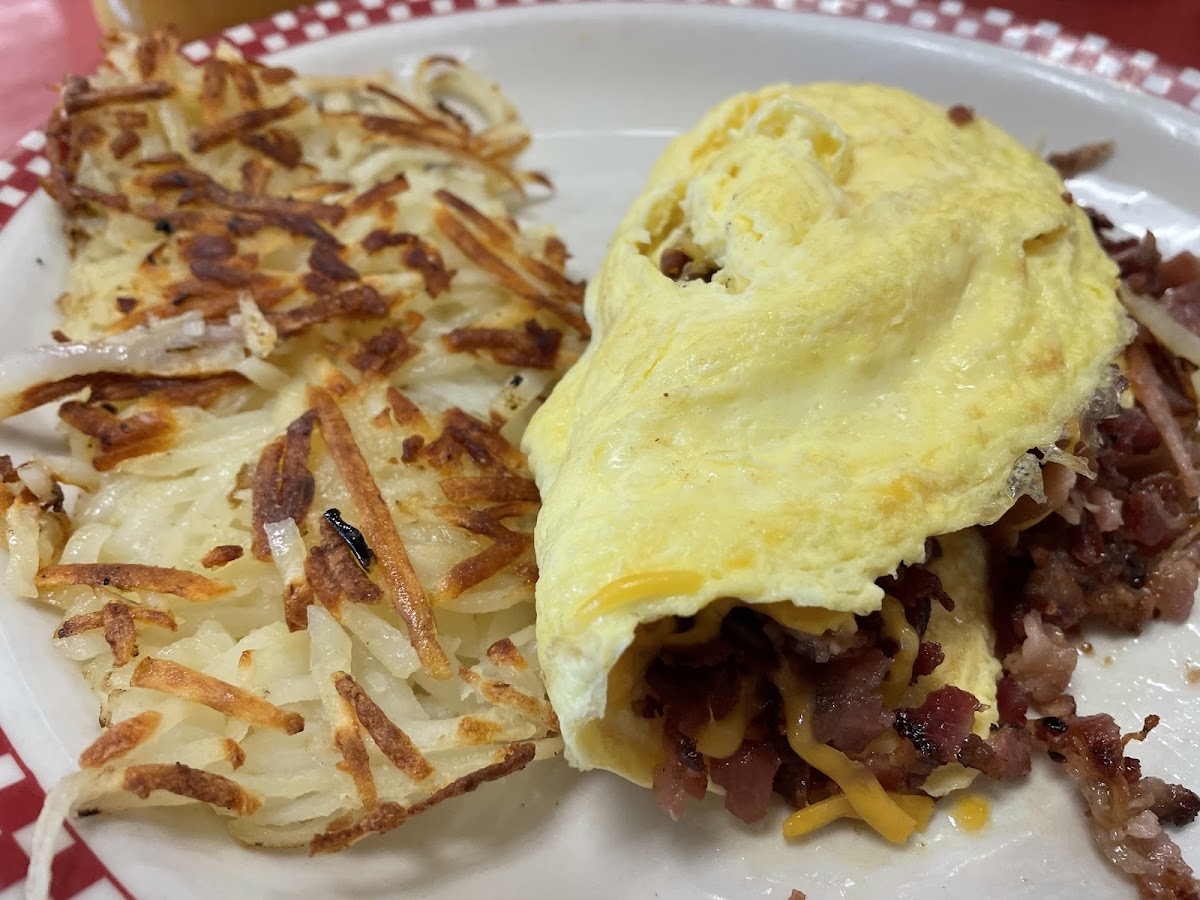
(524, 84, 1130, 840)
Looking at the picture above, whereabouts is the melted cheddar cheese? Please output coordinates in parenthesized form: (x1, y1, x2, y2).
(775, 668, 917, 843)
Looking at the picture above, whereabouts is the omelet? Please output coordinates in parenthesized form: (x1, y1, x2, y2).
(524, 84, 1130, 841)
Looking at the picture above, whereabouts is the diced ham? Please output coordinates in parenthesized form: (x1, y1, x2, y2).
(1034, 714, 1200, 900)
(811, 650, 894, 754)
(651, 722, 708, 821)
(957, 725, 1032, 780)
(996, 676, 1030, 726)
(708, 741, 782, 824)
(912, 641, 945, 679)
(1125, 341, 1200, 499)
(1002, 611, 1077, 709)
(893, 685, 980, 765)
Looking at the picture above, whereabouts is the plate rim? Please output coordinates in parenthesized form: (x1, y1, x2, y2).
(1, 1, 1199, 898)
(0, 0, 1198, 234)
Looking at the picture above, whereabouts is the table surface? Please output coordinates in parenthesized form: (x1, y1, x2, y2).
(1, 0, 1199, 152)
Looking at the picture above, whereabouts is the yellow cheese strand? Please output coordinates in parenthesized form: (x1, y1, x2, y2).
(775, 668, 918, 844)
(695, 681, 755, 759)
(783, 792, 935, 840)
(576, 571, 704, 623)
(881, 596, 919, 707)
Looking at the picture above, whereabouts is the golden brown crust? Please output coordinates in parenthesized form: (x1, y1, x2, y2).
(348, 327, 418, 377)
(223, 739, 247, 771)
(349, 175, 409, 213)
(310, 386, 451, 679)
(201, 545, 244, 569)
(130, 658, 305, 734)
(334, 722, 379, 811)
(283, 578, 315, 633)
(123, 763, 262, 815)
(385, 386, 428, 430)
(442, 320, 562, 369)
(434, 535, 532, 603)
(238, 128, 303, 167)
(79, 710, 163, 769)
(422, 409, 524, 474)
(56, 602, 177, 640)
(39, 563, 232, 601)
(93, 373, 248, 408)
(360, 230, 454, 297)
(268, 285, 390, 338)
(308, 742, 536, 854)
(250, 410, 316, 561)
(62, 77, 175, 114)
(438, 476, 539, 504)
(485, 637, 528, 672)
(432, 190, 588, 335)
(334, 672, 434, 781)
(189, 96, 307, 153)
(103, 601, 139, 667)
(459, 668, 558, 732)
(304, 519, 383, 613)
(58, 401, 177, 471)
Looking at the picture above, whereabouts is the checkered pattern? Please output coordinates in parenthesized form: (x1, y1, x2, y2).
(0, 0, 1197, 234)
(0, 0, 1198, 895)
(0, 731, 132, 900)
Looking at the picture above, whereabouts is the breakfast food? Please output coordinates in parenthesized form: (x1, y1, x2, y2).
(524, 84, 1200, 895)
(0, 30, 585, 891)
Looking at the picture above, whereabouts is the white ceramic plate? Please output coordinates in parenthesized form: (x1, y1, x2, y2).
(2, 2, 1200, 898)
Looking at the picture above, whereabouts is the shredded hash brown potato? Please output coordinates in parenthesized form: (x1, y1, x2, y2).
(0, 30, 587, 892)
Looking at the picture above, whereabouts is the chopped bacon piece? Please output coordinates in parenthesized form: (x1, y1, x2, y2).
(811, 649, 893, 754)
(708, 741, 782, 824)
(1034, 714, 1200, 899)
(956, 725, 1031, 780)
(1003, 611, 1077, 709)
(912, 641, 945, 679)
(652, 721, 709, 821)
(877, 561, 953, 635)
(996, 676, 1030, 726)
(1126, 341, 1200, 498)
(1143, 777, 1200, 828)
(1047, 140, 1115, 179)
(893, 685, 980, 765)
(947, 104, 975, 125)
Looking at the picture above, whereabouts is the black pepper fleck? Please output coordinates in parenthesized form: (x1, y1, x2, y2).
(323, 508, 374, 570)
